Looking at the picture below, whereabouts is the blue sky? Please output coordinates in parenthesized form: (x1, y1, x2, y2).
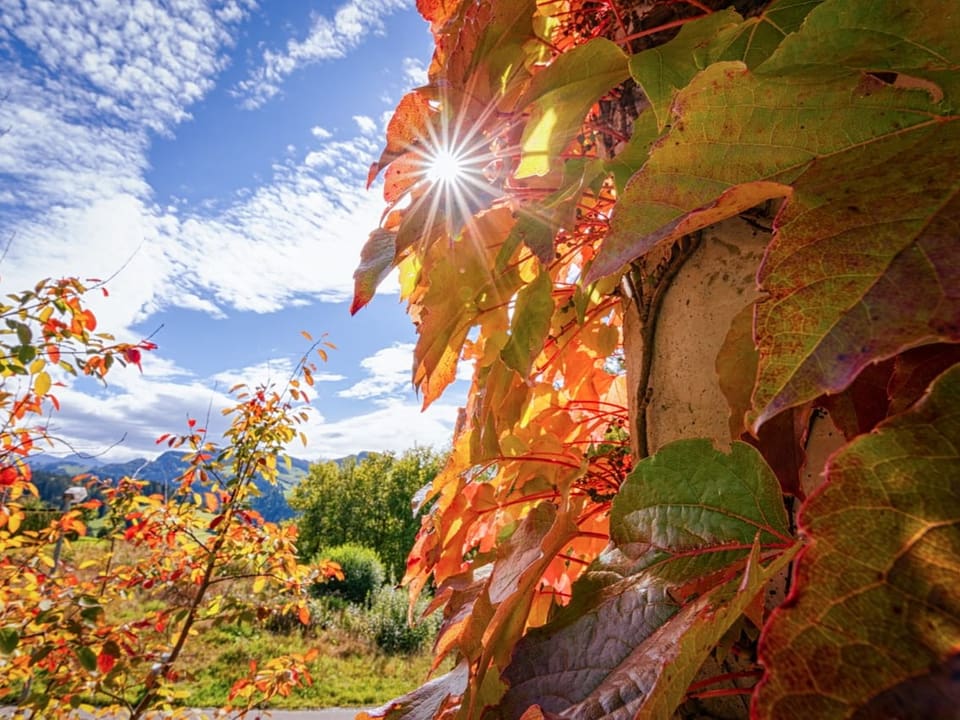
(0, 0, 468, 461)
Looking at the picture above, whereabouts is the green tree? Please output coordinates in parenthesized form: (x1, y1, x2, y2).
(290, 448, 444, 580)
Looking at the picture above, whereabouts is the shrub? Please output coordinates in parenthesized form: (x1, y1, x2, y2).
(366, 584, 438, 654)
(311, 543, 385, 605)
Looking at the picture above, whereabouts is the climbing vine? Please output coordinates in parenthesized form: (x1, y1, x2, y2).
(355, 0, 959, 717)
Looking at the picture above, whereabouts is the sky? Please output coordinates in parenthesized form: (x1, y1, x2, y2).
(0, 0, 469, 462)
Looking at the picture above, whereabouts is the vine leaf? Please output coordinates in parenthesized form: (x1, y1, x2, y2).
(358, 661, 469, 720)
(611, 439, 792, 584)
(754, 362, 960, 719)
(501, 440, 797, 718)
(750, 125, 960, 429)
(413, 207, 518, 406)
(516, 38, 630, 178)
(352, 229, 398, 315)
(629, 8, 743, 131)
(710, 0, 821, 70)
(758, 0, 959, 103)
(501, 269, 555, 377)
(716, 302, 758, 440)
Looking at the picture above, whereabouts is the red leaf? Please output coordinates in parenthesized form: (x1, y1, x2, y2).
(97, 650, 117, 674)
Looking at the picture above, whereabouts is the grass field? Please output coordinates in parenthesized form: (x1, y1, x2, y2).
(54, 537, 444, 710)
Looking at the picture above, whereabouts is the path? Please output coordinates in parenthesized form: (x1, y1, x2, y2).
(1, 708, 372, 719)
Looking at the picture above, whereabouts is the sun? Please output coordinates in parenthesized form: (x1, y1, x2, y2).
(426, 147, 467, 186)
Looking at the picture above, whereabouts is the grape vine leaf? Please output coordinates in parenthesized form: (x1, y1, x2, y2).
(352, 229, 398, 315)
(628, 8, 743, 131)
(710, 0, 821, 70)
(611, 439, 793, 583)
(583, 0, 960, 429)
(754, 363, 960, 719)
(516, 38, 630, 178)
(413, 207, 519, 406)
(359, 661, 469, 720)
(750, 124, 960, 429)
(501, 269, 554, 377)
(501, 440, 797, 718)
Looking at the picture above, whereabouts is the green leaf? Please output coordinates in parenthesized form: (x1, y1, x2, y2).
(15, 321, 31, 346)
(75, 645, 97, 673)
(0, 627, 19, 654)
(758, 0, 959, 107)
(611, 439, 792, 582)
(604, 110, 659, 194)
(17, 344, 36, 365)
(711, 0, 821, 69)
(629, 8, 745, 131)
(499, 441, 795, 717)
(755, 362, 960, 719)
(516, 38, 630, 178)
(500, 270, 554, 377)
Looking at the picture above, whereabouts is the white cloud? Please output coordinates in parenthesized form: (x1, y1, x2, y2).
(0, 0, 455, 464)
(300, 397, 457, 459)
(353, 114, 378, 135)
(232, 0, 411, 109)
(339, 343, 413, 399)
(0, 0, 252, 133)
(402, 56, 428, 87)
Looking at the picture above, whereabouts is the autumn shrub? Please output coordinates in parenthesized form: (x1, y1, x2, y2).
(311, 543, 385, 605)
(366, 584, 438, 655)
(0, 276, 341, 719)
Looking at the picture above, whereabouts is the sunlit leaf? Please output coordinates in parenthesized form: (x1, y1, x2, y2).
(501, 270, 554, 377)
(516, 38, 629, 178)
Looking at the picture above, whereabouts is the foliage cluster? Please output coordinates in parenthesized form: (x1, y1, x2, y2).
(311, 543, 387, 606)
(366, 584, 440, 655)
(0, 278, 341, 718)
(353, 0, 960, 717)
(290, 447, 445, 579)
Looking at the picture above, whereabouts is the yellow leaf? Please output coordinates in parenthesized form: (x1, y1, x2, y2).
(34, 371, 51, 396)
(301, 330, 313, 341)
(253, 575, 267, 594)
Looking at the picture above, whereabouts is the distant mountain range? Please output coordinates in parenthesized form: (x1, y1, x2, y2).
(30, 450, 313, 492)
(28, 450, 365, 523)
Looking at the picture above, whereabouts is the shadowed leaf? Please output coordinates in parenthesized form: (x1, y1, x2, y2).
(754, 363, 960, 719)
(358, 662, 469, 720)
(501, 440, 797, 718)
(611, 439, 792, 583)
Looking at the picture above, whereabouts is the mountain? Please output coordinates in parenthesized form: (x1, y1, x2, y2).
(27, 451, 315, 523)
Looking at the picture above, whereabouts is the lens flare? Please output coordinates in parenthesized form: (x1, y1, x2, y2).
(426, 148, 467, 185)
